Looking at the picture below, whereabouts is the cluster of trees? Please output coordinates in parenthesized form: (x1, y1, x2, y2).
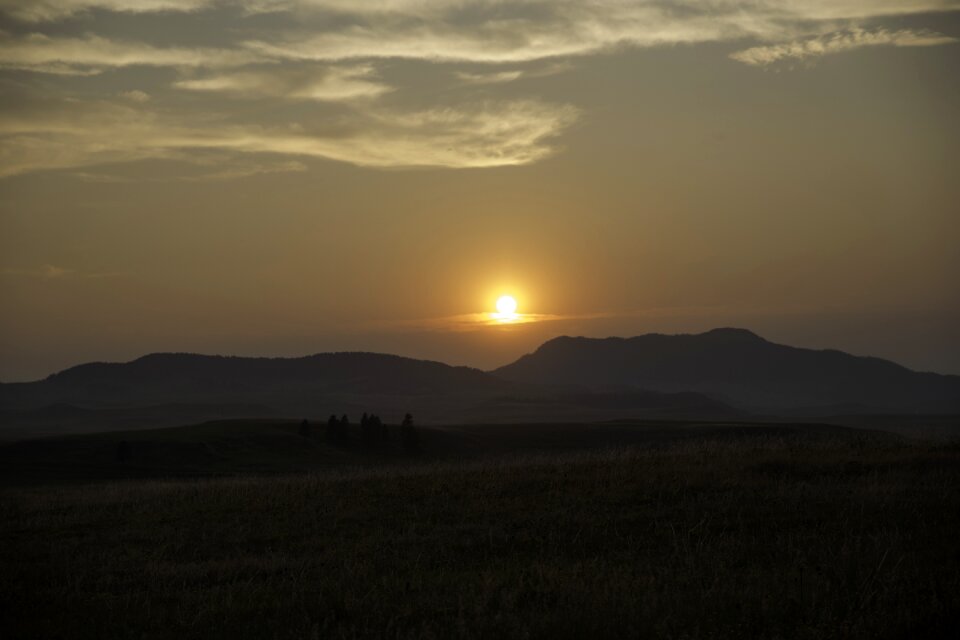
(323, 414, 351, 444)
(360, 413, 387, 445)
(299, 412, 420, 453)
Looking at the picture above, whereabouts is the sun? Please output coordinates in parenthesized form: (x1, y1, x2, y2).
(493, 295, 519, 322)
(496, 295, 518, 316)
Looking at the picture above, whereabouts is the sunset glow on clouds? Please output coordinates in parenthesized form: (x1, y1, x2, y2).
(731, 27, 958, 66)
(0, 1, 956, 174)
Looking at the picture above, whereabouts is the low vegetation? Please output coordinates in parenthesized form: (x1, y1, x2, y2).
(2, 430, 958, 639)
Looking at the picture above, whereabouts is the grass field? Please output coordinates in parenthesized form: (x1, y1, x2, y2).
(0, 417, 875, 485)
(2, 426, 958, 639)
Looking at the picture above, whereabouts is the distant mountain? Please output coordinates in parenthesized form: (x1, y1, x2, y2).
(492, 328, 960, 414)
(0, 352, 509, 411)
(7, 329, 949, 437)
(0, 351, 738, 435)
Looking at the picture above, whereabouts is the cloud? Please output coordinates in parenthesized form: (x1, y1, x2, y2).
(1, 1, 957, 177)
(176, 100, 580, 168)
(213, 0, 960, 24)
(731, 27, 959, 66)
(118, 89, 151, 102)
(371, 311, 590, 333)
(0, 0, 214, 22)
(239, 1, 960, 64)
(72, 158, 308, 182)
(174, 64, 391, 101)
(456, 70, 525, 85)
(0, 2, 956, 75)
(0, 33, 259, 75)
(241, 12, 744, 64)
(0, 95, 579, 176)
(455, 62, 573, 85)
(173, 158, 308, 181)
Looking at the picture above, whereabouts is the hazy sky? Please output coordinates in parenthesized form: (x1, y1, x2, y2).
(1, 0, 958, 381)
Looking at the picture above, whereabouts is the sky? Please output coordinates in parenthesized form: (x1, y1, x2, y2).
(1, 0, 958, 381)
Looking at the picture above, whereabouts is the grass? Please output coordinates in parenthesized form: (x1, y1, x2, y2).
(0, 417, 873, 485)
(1, 431, 958, 639)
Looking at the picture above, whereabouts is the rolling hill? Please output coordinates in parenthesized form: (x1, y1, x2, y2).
(3, 329, 956, 438)
(1, 352, 508, 409)
(493, 328, 960, 414)
(0, 351, 738, 437)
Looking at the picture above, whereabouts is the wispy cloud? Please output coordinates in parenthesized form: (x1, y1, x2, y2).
(239, 1, 960, 64)
(71, 158, 308, 182)
(731, 28, 959, 66)
(0, 33, 259, 75)
(0, 95, 579, 176)
(1, 1, 957, 177)
(456, 70, 525, 86)
(7, 2, 955, 69)
(175, 64, 392, 102)
(0, 0, 214, 22)
(371, 311, 591, 333)
(1, 3, 957, 74)
(241, 14, 737, 65)
(171, 100, 580, 169)
(456, 62, 573, 85)
(118, 89, 151, 103)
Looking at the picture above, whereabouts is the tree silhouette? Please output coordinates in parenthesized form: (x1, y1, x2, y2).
(373, 414, 387, 441)
(400, 413, 420, 454)
(326, 414, 340, 443)
(334, 414, 350, 443)
(361, 412, 378, 447)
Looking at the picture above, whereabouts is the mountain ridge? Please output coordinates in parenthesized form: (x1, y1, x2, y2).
(0, 348, 742, 434)
(1, 351, 510, 412)
(493, 328, 959, 413)
(2, 329, 957, 437)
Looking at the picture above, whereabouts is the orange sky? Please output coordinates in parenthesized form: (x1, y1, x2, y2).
(1, 2, 959, 380)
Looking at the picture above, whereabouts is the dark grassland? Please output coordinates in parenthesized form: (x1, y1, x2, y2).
(1, 429, 958, 639)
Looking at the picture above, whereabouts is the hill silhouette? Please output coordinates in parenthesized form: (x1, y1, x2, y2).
(2, 330, 957, 437)
(0, 351, 737, 436)
(492, 328, 960, 414)
(2, 352, 507, 408)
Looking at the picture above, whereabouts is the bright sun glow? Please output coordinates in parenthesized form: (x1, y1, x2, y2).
(496, 295, 518, 315)
(494, 295, 519, 321)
